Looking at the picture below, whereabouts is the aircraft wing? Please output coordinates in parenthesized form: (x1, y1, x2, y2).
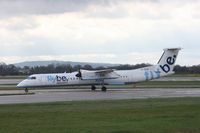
(94, 69, 114, 75)
(77, 69, 120, 80)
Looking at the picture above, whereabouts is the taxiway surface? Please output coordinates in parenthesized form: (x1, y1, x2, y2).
(0, 88, 200, 104)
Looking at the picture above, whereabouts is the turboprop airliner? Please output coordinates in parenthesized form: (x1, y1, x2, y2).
(17, 48, 181, 92)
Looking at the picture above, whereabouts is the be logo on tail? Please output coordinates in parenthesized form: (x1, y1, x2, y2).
(160, 55, 176, 73)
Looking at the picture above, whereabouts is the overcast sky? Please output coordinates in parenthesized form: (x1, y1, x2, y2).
(0, 0, 200, 65)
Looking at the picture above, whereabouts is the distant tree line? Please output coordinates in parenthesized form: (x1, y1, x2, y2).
(174, 65, 200, 74)
(0, 63, 200, 75)
(0, 64, 19, 75)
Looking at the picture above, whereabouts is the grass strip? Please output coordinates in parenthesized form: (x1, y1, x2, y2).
(0, 97, 200, 133)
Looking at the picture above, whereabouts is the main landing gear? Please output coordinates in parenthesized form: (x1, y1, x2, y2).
(91, 85, 96, 91)
(25, 88, 28, 93)
(91, 85, 107, 92)
(101, 86, 107, 92)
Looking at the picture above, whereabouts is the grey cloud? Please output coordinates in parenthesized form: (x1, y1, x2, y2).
(0, 0, 125, 18)
(0, 0, 87, 17)
(0, 0, 198, 19)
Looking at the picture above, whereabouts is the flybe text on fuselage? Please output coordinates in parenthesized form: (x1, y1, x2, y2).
(144, 68, 161, 81)
(47, 75, 68, 83)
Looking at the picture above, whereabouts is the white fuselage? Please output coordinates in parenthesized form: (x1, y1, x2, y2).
(17, 65, 171, 88)
(17, 48, 181, 89)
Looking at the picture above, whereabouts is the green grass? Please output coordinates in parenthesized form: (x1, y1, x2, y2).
(0, 97, 200, 133)
(136, 81, 200, 88)
(170, 74, 200, 77)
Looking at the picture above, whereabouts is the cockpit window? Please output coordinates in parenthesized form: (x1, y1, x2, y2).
(27, 76, 36, 80)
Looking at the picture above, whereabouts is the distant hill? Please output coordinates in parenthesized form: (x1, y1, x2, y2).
(14, 61, 120, 68)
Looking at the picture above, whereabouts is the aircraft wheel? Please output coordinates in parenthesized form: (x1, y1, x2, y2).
(101, 86, 107, 92)
(91, 85, 96, 91)
(25, 88, 28, 93)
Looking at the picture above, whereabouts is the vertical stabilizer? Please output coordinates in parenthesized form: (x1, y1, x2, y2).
(157, 48, 181, 74)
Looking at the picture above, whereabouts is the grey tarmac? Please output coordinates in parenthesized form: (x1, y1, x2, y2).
(0, 79, 22, 85)
(0, 88, 200, 104)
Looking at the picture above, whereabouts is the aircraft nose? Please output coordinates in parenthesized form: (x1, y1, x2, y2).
(17, 82, 22, 88)
(17, 80, 25, 88)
